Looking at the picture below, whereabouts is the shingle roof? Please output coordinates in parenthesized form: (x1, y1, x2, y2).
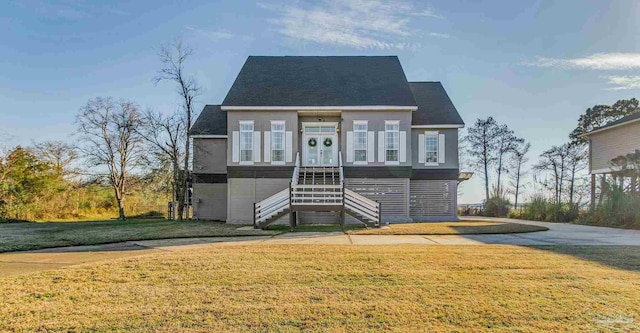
(222, 56, 417, 108)
(591, 111, 640, 133)
(409, 82, 464, 126)
(191, 105, 226, 136)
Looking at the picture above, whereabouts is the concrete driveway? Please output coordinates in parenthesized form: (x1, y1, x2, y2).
(2, 218, 639, 278)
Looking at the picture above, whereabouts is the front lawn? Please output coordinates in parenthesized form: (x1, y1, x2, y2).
(349, 221, 548, 235)
(0, 245, 638, 331)
(0, 219, 279, 253)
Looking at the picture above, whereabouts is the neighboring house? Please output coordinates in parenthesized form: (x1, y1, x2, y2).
(191, 56, 465, 228)
(582, 112, 640, 206)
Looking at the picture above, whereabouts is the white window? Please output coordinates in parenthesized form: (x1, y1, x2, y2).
(425, 133, 438, 165)
(353, 121, 367, 163)
(271, 121, 285, 163)
(385, 121, 399, 163)
(239, 121, 253, 163)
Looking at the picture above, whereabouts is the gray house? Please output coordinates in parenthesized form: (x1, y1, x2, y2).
(191, 56, 465, 228)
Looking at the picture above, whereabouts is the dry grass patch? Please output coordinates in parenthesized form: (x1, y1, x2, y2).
(1, 245, 639, 332)
(0, 219, 279, 253)
(348, 221, 548, 235)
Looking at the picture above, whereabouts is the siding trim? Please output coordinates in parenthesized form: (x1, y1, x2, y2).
(193, 173, 228, 184)
(228, 166, 295, 178)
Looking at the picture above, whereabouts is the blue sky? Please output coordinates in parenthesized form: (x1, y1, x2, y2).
(1, 0, 640, 204)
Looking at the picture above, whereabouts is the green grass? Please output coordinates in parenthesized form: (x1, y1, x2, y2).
(1, 245, 639, 331)
(348, 221, 549, 235)
(0, 219, 280, 253)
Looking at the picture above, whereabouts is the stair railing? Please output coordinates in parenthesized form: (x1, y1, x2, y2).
(344, 188, 381, 227)
(291, 152, 300, 185)
(254, 188, 289, 228)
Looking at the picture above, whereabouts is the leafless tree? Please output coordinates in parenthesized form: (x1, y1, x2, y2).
(154, 38, 200, 220)
(138, 109, 186, 209)
(76, 97, 144, 220)
(508, 142, 530, 209)
(534, 144, 569, 204)
(495, 124, 524, 195)
(32, 140, 78, 179)
(565, 143, 587, 204)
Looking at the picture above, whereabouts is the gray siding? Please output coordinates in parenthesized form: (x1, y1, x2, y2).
(227, 111, 299, 167)
(341, 110, 413, 167)
(345, 178, 411, 223)
(227, 177, 290, 224)
(589, 121, 640, 172)
(193, 183, 227, 221)
(410, 180, 457, 221)
(194, 138, 227, 174)
(411, 128, 459, 169)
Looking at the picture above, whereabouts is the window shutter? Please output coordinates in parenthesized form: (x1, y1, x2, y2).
(367, 131, 375, 162)
(346, 131, 354, 162)
(253, 131, 261, 162)
(418, 134, 425, 164)
(399, 131, 407, 163)
(438, 133, 445, 164)
(232, 131, 240, 163)
(263, 131, 271, 163)
(285, 131, 293, 162)
(378, 131, 385, 162)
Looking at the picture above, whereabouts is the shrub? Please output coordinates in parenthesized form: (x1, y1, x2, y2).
(580, 184, 640, 228)
(483, 196, 511, 217)
(520, 195, 581, 223)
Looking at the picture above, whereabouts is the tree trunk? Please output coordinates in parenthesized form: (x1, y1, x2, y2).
(116, 196, 126, 220)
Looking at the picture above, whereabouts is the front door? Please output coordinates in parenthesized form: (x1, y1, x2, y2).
(302, 124, 338, 167)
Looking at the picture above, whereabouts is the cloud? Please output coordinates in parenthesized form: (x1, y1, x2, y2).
(522, 53, 640, 70)
(259, 0, 443, 50)
(605, 76, 640, 90)
(428, 32, 450, 39)
(186, 26, 235, 41)
(10, 0, 128, 20)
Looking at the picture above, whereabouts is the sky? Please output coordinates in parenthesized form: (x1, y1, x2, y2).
(1, 0, 640, 204)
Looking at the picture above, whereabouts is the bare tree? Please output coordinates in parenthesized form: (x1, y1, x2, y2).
(508, 142, 530, 209)
(466, 117, 501, 202)
(495, 125, 524, 195)
(155, 38, 200, 220)
(565, 143, 587, 204)
(534, 144, 569, 204)
(138, 109, 186, 209)
(32, 140, 78, 179)
(76, 97, 144, 220)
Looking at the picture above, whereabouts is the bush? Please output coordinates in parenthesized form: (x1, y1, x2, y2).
(520, 195, 580, 223)
(579, 184, 640, 228)
(483, 196, 511, 217)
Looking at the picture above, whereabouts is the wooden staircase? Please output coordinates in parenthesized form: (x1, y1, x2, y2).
(253, 152, 381, 229)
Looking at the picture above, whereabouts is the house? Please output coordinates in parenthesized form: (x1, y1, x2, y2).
(190, 56, 465, 228)
(582, 112, 640, 206)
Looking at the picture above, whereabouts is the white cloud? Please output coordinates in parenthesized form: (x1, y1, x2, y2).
(259, 0, 442, 50)
(186, 26, 234, 41)
(523, 53, 640, 70)
(10, 0, 128, 20)
(428, 32, 450, 39)
(605, 76, 640, 90)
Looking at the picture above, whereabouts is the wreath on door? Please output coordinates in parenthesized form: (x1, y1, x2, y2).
(308, 138, 317, 147)
(323, 138, 333, 147)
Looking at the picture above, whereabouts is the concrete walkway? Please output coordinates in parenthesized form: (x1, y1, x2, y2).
(2, 218, 640, 278)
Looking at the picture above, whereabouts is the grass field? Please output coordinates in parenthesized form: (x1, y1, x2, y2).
(1, 244, 638, 332)
(349, 221, 549, 235)
(0, 219, 280, 253)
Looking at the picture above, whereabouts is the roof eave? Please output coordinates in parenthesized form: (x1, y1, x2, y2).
(220, 105, 418, 111)
(580, 117, 640, 137)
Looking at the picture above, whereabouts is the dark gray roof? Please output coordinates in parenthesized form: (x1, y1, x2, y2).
(409, 82, 464, 126)
(592, 112, 640, 133)
(222, 56, 417, 107)
(191, 105, 227, 135)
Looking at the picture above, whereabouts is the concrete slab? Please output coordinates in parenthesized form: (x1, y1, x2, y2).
(266, 232, 351, 244)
